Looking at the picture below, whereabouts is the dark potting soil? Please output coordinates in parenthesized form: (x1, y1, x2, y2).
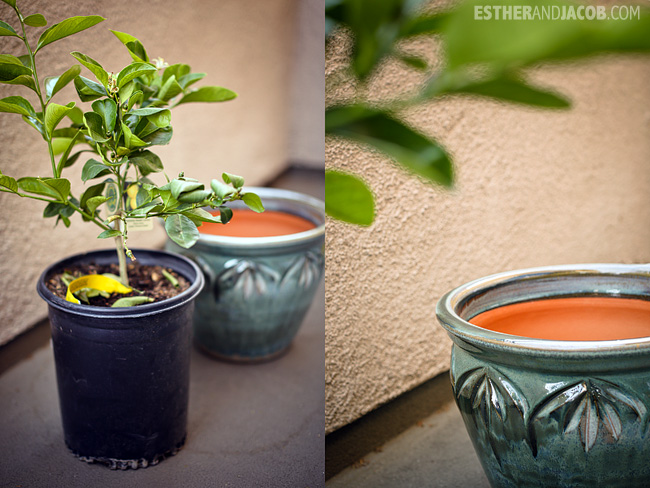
(46, 262, 190, 307)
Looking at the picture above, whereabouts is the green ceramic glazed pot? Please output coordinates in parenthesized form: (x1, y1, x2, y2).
(166, 187, 324, 362)
(436, 264, 650, 488)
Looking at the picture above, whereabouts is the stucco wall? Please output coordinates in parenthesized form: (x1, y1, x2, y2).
(0, 0, 315, 345)
(325, 30, 650, 432)
(288, 0, 325, 167)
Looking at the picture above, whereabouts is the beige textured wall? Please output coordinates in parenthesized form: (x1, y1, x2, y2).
(288, 0, 325, 167)
(0, 0, 307, 345)
(325, 31, 650, 431)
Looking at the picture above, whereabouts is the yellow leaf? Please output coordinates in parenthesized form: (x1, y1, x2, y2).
(65, 274, 131, 304)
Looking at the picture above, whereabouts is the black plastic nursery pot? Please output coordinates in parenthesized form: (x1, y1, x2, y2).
(36, 248, 204, 469)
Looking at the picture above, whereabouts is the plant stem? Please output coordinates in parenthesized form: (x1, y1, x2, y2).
(17, 11, 58, 178)
(113, 158, 130, 286)
(114, 222, 129, 287)
(65, 199, 112, 231)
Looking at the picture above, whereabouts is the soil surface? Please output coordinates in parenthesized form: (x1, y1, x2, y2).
(46, 262, 190, 307)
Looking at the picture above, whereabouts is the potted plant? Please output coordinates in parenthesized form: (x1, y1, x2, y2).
(436, 263, 650, 487)
(0, 0, 262, 469)
(166, 186, 325, 362)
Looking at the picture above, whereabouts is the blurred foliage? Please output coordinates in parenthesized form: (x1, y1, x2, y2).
(326, 0, 650, 225)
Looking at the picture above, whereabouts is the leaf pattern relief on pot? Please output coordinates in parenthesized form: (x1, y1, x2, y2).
(214, 259, 280, 300)
(527, 378, 647, 456)
(280, 251, 324, 290)
(454, 365, 529, 467)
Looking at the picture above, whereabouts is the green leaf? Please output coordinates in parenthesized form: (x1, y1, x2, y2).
(91, 98, 117, 132)
(0, 20, 19, 37)
(443, 0, 650, 70)
(219, 206, 233, 224)
(17, 177, 69, 201)
(73, 75, 107, 101)
(44, 65, 81, 100)
(163, 64, 190, 84)
(0, 174, 18, 193)
(178, 72, 205, 90)
(81, 159, 111, 182)
(182, 207, 220, 224)
(23, 14, 47, 27)
(140, 126, 172, 146)
(36, 15, 105, 52)
(66, 106, 83, 125)
(0, 54, 32, 78)
(70, 51, 109, 87)
(108, 29, 139, 45)
(86, 195, 109, 214)
(44, 102, 75, 136)
(17, 55, 31, 68)
(80, 181, 106, 210)
(210, 179, 235, 199)
(176, 86, 237, 105)
(116, 62, 156, 88)
(398, 13, 448, 38)
(326, 105, 454, 187)
(110, 30, 149, 63)
(155, 187, 176, 205)
(118, 80, 136, 104)
(397, 52, 428, 70)
(129, 107, 171, 128)
(98, 229, 122, 239)
(242, 192, 264, 213)
(57, 146, 88, 173)
(52, 136, 77, 155)
(325, 170, 374, 226)
(128, 202, 161, 217)
(121, 122, 148, 148)
(437, 74, 571, 108)
(177, 189, 212, 204)
(170, 178, 203, 200)
(222, 172, 244, 189)
(165, 214, 199, 248)
(83, 111, 109, 142)
(42, 177, 71, 201)
(328, 0, 407, 81)
(43, 201, 73, 219)
(129, 150, 163, 176)
(127, 90, 143, 111)
(111, 296, 154, 307)
(0, 0, 16, 8)
(0, 95, 35, 116)
(0, 73, 36, 90)
(0, 55, 35, 90)
(158, 74, 183, 101)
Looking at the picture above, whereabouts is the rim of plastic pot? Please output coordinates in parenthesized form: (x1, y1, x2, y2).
(37, 248, 204, 319)
(194, 186, 325, 250)
(436, 263, 650, 357)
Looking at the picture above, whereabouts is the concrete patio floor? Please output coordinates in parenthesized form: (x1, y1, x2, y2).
(0, 281, 324, 487)
(327, 395, 490, 488)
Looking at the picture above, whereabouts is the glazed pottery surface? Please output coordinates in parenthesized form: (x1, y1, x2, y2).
(166, 187, 325, 361)
(436, 264, 650, 488)
(37, 249, 204, 469)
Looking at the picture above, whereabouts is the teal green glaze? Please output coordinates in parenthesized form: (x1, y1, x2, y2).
(436, 264, 650, 488)
(166, 187, 324, 361)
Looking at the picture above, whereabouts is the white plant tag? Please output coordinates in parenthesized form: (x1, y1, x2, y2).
(126, 218, 154, 232)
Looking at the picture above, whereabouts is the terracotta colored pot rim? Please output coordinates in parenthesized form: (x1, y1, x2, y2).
(436, 263, 650, 355)
(195, 187, 325, 249)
